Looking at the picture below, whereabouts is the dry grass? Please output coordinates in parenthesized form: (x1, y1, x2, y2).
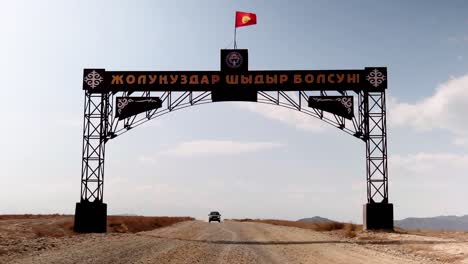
(0, 215, 194, 238)
(0, 214, 69, 220)
(32, 221, 74, 238)
(230, 219, 361, 237)
(107, 216, 194, 233)
(229, 219, 468, 263)
(398, 228, 468, 241)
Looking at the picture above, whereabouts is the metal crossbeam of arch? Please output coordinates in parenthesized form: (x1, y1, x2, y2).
(80, 90, 388, 204)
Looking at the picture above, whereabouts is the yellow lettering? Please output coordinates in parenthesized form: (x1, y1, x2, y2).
(137, 75, 146, 85)
(226, 75, 239, 84)
(294, 74, 302, 84)
(327, 74, 335, 84)
(316, 74, 326, 83)
(200, 75, 209, 85)
(170, 75, 178, 84)
(111, 75, 124, 84)
(126, 75, 136, 84)
(279, 74, 288, 84)
(304, 74, 314, 84)
(211, 74, 220, 84)
(189, 75, 199, 85)
(149, 75, 157, 84)
(241, 75, 253, 84)
(180, 75, 188, 84)
(159, 75, 168, 85)
(336, 74, 345, 83)
(347, 74, 359, 83)
(266, 75, 278, 84)
(254, 75, 264, 84)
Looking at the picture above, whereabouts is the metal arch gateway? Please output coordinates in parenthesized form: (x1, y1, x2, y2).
(75, 50, 391, 233)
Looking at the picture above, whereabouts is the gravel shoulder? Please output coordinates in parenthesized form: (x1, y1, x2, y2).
(4, 220, 466, 264)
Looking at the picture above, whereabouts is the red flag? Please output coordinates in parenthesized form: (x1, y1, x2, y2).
(235, 11, 257, 28)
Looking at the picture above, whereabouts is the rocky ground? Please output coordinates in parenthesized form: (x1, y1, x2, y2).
(1, 217, 468, 263)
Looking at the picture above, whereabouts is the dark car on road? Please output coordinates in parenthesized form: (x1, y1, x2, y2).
(208, 211, 221, 223)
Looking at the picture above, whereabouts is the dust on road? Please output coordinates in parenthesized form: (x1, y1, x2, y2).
(4, 220, 455, 264)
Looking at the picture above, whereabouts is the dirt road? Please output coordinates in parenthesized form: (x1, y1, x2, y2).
(5, 220, 453, 264)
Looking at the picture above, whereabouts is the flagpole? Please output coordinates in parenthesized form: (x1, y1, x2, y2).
(234, 27, 237, 49)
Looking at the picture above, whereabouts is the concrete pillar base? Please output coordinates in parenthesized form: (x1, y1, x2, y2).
(74, 202, 107, 233)
(363, 203, 393, 230)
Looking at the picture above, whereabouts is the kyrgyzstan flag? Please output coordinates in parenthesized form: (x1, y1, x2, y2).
(235, 11, 257, 28)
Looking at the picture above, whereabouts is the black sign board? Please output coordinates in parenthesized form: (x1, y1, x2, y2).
(116, 97, 162, 120)
(83, 50, 387, 93)
(221, 49, 248, 72)
(308, 96, 354, 120)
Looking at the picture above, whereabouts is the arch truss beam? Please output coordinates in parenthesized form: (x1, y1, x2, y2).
(78, 90, 388, 206)
(76, 50, 391, 232)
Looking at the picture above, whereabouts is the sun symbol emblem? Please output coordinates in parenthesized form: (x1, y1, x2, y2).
(226, 51, 243, 69)
(241, 15, 251, 24)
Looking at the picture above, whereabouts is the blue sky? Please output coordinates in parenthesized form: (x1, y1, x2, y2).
(1, 0, 468, 223)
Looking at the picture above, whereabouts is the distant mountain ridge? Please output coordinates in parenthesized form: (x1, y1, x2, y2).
(297, 216, 336, 223)
(111, 213, 138, 216)
(395, 215, 468, 231)
(297, 215, 468, 231)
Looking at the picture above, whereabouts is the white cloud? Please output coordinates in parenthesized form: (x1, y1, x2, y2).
(389, 73, 468, 146)
(236, 102, 326, 132)
(140, 140, 285, 162)
(165, 140, 284, 157)
(389, 152, 468, 218)
(391, 152, 468, 176)
(448, 35, 468, 44)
